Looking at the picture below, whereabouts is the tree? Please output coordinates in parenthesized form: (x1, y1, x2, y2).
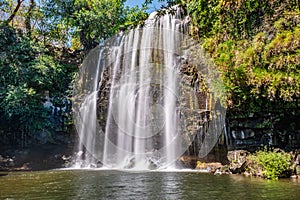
(42, 0, 149, 51)
(0, 23, 75, 146)
(0, 0, 151, 146)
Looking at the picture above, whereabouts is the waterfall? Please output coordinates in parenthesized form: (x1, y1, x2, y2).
(73, 6, 226, 170)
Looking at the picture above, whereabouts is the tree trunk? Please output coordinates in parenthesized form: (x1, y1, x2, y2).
(25, 0, 36, 38)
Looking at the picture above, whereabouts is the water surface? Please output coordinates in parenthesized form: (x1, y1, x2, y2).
(0, 170, 299, 199)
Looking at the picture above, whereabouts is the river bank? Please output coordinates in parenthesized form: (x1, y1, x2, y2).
(180, 149, 300, 180)
(1, 143, 299, 181)
(0, 143, 73, 171)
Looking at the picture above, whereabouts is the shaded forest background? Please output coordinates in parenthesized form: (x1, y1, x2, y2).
(0, 0, 299, 149)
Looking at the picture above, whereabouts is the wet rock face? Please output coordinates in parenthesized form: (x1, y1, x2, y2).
(96, 54, 212, 152)
(226, 112, 300, 150)
(97, 67, 111, 133)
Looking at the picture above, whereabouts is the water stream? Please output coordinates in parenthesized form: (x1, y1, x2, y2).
(73, 6, 226, 170)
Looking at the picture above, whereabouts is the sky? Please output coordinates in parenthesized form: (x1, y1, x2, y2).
(124, 0, 166, 12)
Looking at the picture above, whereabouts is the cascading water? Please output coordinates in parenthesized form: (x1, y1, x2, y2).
(73, 6, 226, 170)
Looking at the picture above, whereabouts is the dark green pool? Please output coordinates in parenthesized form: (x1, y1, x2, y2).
(0, 170, 299, 199)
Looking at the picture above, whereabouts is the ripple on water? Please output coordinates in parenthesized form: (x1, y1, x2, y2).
(0, 170, 299, 200)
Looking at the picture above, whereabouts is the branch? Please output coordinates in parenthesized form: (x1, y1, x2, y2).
(6, 0, 24, 24)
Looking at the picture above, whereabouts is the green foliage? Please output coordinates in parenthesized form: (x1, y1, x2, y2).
(0, 24, 73, 144)
(42, 0, 149, 51)
(185, 0, 300, 111)
(0, 0, 298, 146)
(0, 25, 45, 134)
(247, 148, 292, 180)
(186, 0, 299, 39)
(122, 5, 148, 28)
(185, 0, 300, 147)
(0, 85, 49, 132)
(31, 55, 73, 96)
(187, 0, 220, 37)
(0, 0, 160, 145)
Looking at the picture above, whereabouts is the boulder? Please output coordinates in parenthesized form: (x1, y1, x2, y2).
(227, 150, 249, 173)
(195, 161, 223, 173)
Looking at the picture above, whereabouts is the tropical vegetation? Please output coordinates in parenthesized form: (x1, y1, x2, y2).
(0, 0, 148, 145)
(0, 0, 299, 152)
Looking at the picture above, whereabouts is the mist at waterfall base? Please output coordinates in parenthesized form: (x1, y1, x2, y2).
(73, 7, 226, 170)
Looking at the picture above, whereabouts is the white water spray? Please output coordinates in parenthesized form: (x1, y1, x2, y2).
(73, 7, 226, 170)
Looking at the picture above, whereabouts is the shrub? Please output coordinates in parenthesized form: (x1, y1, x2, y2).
(246, 148, 292, 180)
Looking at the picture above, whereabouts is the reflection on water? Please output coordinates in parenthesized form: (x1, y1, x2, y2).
(0, 170, 299, 199)
(70, 171, 184, 199)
